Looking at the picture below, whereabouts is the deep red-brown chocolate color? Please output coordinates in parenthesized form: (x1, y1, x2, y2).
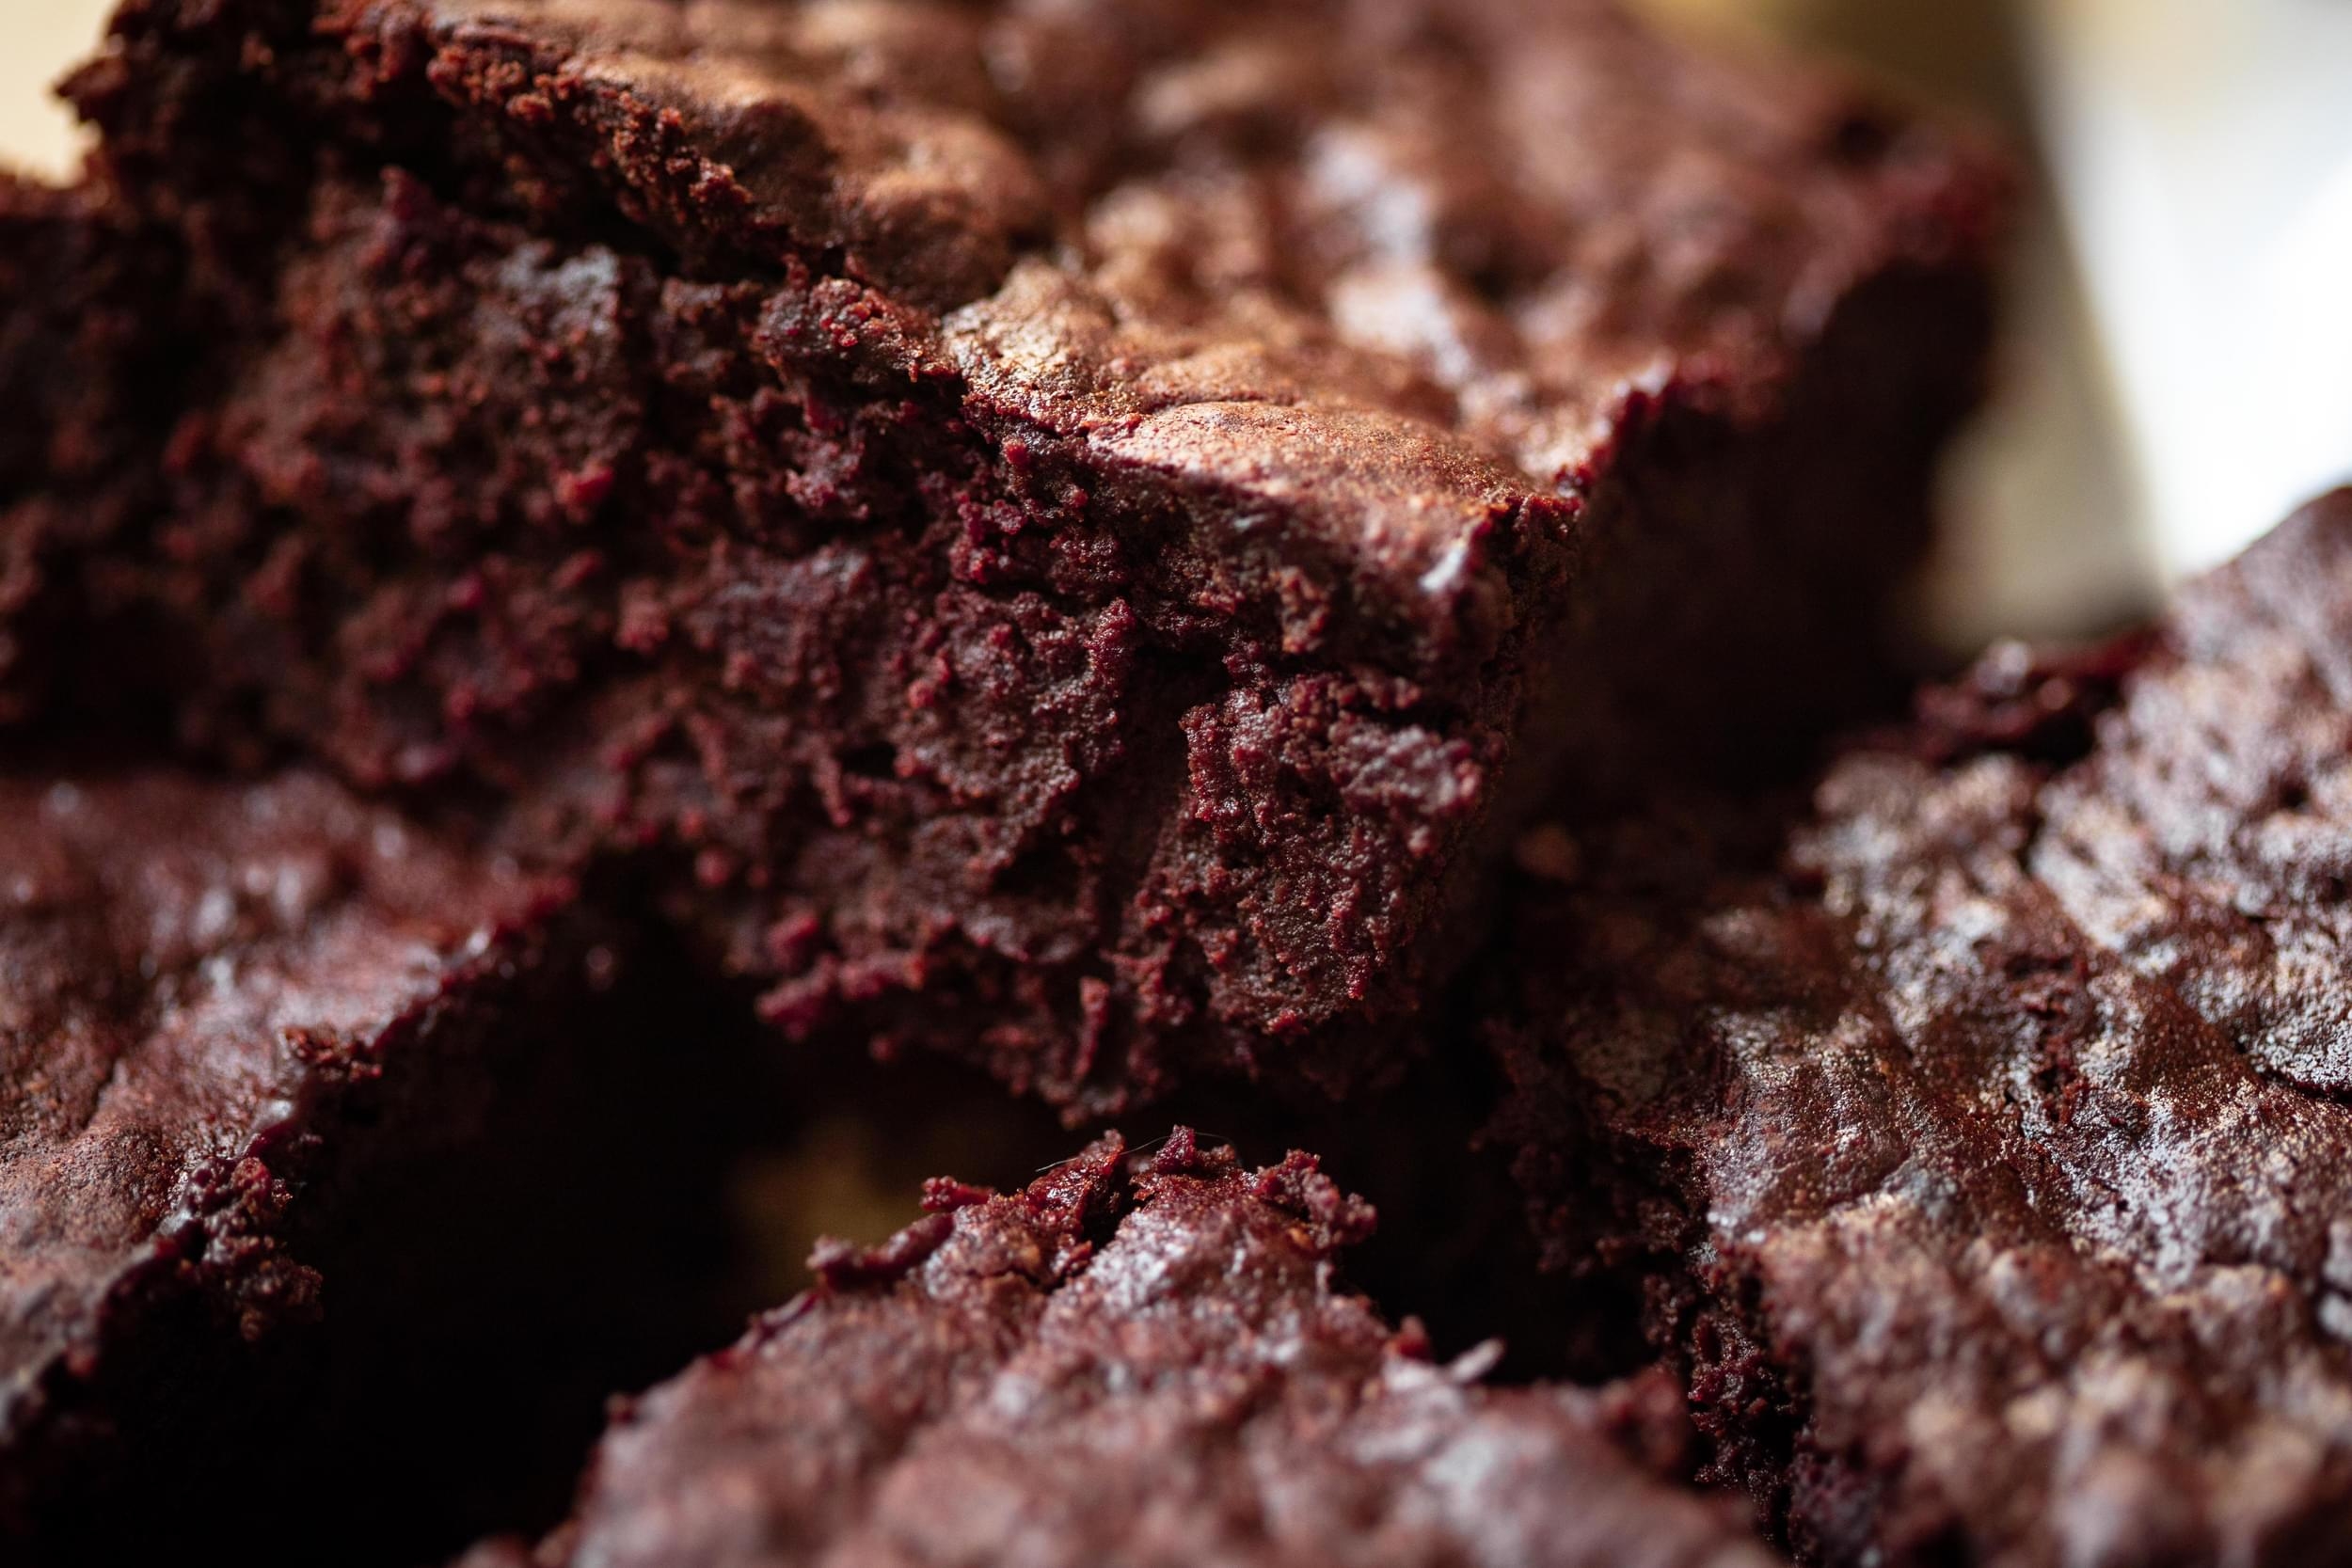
(463, 1131, 1775, 1568)
(1489, 491, 2352, 1566)
(4, 0, 2005, 1112)
(0, 765, 746, 1563)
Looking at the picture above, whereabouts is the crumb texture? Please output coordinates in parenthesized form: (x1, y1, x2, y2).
(1, 0, 2002, 1109)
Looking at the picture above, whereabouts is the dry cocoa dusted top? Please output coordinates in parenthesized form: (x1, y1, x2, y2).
(1490, 490, 2352, 1566)
(300, 0, 2001, 579)
(469, 1129, 1773, 1567)
(0, 768, 563, 1433)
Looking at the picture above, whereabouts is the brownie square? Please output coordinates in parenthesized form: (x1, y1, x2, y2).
(2, 0, 2006, 1112)
(460, 1128, 1772, 1568)
(1487, 490, 2352, 1565)
(0, 765, 745, 1563)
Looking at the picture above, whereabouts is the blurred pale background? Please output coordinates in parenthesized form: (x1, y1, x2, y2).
(1649, 1, 2352, 604)
(12, 0, 2346, 649)
(0, 5, 102, 182)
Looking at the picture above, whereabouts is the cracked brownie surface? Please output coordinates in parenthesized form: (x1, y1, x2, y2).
(1490, 491, 2352, 1566)
(0, 765, 744, 1562)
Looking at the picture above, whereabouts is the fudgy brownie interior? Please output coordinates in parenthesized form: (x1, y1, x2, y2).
(4, 0, 2005, 1113)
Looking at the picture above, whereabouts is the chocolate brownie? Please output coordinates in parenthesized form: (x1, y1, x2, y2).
(0, 175, 194, 727)
(462, 1129, 1775, 1568)
(1487, 490, 2352, 1565)
(7, 0, 2006, 1112)
(0, 765, 750, 1563)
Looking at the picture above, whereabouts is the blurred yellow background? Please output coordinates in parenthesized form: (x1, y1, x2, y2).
(0, 2, 105, 180)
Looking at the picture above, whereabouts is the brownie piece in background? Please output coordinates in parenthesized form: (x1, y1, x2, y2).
(0, 766, 755, 1565)
(461, 1129, 1774, 1568)
(3, 0, 2006, 1113)
(1487, 491, 2352, 1566)
(0, 173, 198, 727)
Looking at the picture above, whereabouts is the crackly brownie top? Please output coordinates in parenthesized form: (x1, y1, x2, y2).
(96, 0, 2000, 623)
(1492, 491, 2352, 1565)
(476, 1129, 1772, 1567)
(0, 768, 566, 1428)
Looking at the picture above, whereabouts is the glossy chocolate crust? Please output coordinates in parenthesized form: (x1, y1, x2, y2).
(463, 1129, 1774, 1568)
(5, 0, 2004, 1113)
(0, 766, 743, 1563)
(1489, 491, 2352, 1566)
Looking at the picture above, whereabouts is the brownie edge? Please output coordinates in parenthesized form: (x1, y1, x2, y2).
(1489, 489, 2352, 1567)
(462, 1130, 1775, 1568)
(0, 766, 748, 1564)
(6, 0, 2007, 1112)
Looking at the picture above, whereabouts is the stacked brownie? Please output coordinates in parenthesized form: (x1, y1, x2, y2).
(21, 5, 2352, 1568)
(5, 0, 2002, 1114)
(448, 498, 2352, 1568)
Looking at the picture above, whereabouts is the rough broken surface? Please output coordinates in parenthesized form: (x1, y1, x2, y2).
(464, 1129, 1773, 1568)
(1490, 490, 2352, 1566)
(0, 765, 741, 1563)
(0, 174, 199, 727)
(5, 0, 2004, 1112)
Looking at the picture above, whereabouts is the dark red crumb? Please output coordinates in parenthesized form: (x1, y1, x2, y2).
(5, 0, 2007, 1114)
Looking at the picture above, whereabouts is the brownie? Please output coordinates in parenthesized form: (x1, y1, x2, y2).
(0, 765, 751, 1563)
(1486, 490, 2352, 1565)
(5, 0, 2006, 1112)
(0, 174, 193, 726)
(461, 1128, 1774, 1568)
